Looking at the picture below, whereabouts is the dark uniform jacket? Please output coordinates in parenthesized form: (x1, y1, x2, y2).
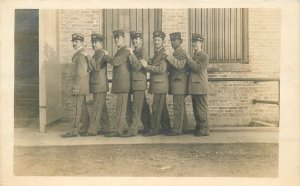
(69, 47, 90, 95)
(145, 47, 169, 94)
(186, 50, 209, 94)
(108, 46, 131, 94)
(88, 49, 109, 93)
(166, 47, 188, 95)
(128, 46, 148, 91)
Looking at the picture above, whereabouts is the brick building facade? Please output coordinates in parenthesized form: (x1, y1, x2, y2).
(59, 8, 280, 128)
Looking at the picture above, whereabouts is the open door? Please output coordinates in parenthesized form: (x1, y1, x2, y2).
(39, 10, 62, 132)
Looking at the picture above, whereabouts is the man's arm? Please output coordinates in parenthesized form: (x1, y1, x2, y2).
(165, 53, 186, 69)
(129, 54, 143, 71)
(142, 59, 168, 74)
(107, 49, 130, 66)
(73, 55, 88, 91)
(186, 54, 209, 72)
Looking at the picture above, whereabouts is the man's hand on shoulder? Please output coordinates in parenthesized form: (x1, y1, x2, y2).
(103, 50, 109, 56)
(140, 59, 148, 67)
(127, 47, 134, 55)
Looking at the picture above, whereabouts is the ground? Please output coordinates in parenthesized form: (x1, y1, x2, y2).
(14, 143, 278, 177)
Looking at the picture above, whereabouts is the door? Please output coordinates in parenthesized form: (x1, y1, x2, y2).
(39, 10, 62, 132)
(14, 9, 39, 128)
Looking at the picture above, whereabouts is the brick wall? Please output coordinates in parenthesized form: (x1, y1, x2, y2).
(59, 8, 280, 128)
(59, 9, 101, 122)
(59, 9, 102, 65)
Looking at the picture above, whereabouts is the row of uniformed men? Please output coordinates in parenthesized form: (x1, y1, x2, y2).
(61, 30, 209, 138)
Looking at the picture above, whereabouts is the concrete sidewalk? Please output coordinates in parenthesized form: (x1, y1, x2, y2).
(14, 123, 278, 146)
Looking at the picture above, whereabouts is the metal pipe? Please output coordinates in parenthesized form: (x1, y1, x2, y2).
(252, 99, 279, 105)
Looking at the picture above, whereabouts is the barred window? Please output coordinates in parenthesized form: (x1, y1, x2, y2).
(189, 8, 249, 63)
(103, 9, 162, 59)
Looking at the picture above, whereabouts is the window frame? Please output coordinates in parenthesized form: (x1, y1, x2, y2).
(188, 8, 249, 64)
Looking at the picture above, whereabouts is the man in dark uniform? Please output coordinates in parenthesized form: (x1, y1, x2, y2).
(185, 33, 209, 137)
(122, 30, 151, 137)
(80, 33, 111, 136)
(105, 30, 132, 137)
(61, 33, 90, 138)
(141, 31, 171, 136)
(164, 32, 189, 136)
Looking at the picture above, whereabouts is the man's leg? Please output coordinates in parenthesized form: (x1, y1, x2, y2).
(182, 96, 189, 133)
(99, 102, 110, 134)
(79, 95, 90, 133)
(192, 95, 200, 131)
(126, 93, 132, 127)
(62, 95, 86, 138)
(105, 93, 129, 137)
(192, 94, 209, 136)
(82, 93, 106, 136)
(126, 90, 145, 136)
(144, 93, 166, 136)
(160, 100, 171, 133)
(141, 94, 151, 133)
(168, 95, 185, 135)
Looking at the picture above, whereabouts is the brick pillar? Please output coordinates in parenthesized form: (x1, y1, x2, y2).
(162, 9, 189, 53)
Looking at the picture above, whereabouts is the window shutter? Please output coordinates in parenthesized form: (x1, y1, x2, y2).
(189, 8, 248, 63)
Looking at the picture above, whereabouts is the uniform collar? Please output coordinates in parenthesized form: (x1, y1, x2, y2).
(134, 46, 143, 52)
(75, 46, 84, 53)
(155, 47, 163, 53)
(118, 45, 127, 50)
(193, 49, 202, 56)
(173, 46, 183, 55)
(94, 48, 104, 54)
(73, 46, 84, 56)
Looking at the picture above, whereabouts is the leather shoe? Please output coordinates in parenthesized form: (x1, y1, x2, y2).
(158, 128, 172, 135)
(104, 132, 121, 137)
(194, 130, 209, 137)
(80, 132, 97, 137)
(165, 131, 181, 136)
(97, 131, 111, 135)
(78, 130, 87, 135)
(143, 131, 158, 137)
(182, 129, 195, 134)
(121, 131, 136, 137)
(61, 132, 78, 138)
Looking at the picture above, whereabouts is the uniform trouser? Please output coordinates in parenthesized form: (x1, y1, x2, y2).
(71, 95, 89, 134)
(141, 94, 151, 131)
(173, 95, 189, 134)
(127, 92, 151, 131)
(128, 90, 150, 135)
(151, 93, 169, 133)
(100, 103, 110, 132)
(191, 94, 209, 132)
(126, 93, 132, 126)
(161, 101, 171, 131)
(87, 93, 110, 134)
(115, 93, 130, 135)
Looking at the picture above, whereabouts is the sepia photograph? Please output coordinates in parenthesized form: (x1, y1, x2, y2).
(13, 8, 280, 177)
(0, 1, 299, 186)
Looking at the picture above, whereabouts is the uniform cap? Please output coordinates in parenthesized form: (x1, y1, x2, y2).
(153, 31, 166, 39)
(91, 33, 105, 41)
(71, 33, 84, 41)
(169, 32, 182, 41)
(192, 33, 205, 42)
(130, 30, 143, 39)
(112, 30, 125, 38)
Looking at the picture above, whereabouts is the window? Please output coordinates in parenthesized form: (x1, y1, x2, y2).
(103, 9, 162, 59)
(189, 8, 248, 63)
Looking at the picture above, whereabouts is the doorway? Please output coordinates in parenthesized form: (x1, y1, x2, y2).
(14, 9, 39, 128)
